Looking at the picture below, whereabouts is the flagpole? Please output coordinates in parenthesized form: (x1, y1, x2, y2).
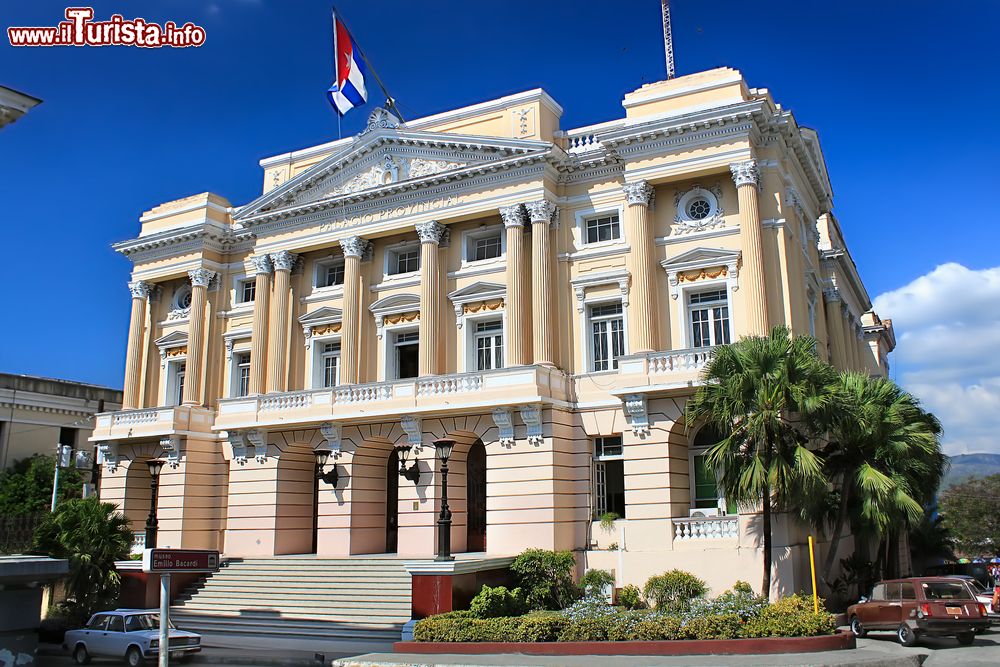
(332, 4, 404, 121)
(331, 7, 342, 139)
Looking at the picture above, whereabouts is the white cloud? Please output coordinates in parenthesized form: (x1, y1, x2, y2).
(873, 264, 1000, 455)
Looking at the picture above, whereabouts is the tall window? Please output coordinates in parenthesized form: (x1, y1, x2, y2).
(592, 436, 625, 518)
(393, 330, 419, 379)
(474, 319, 503, 370)
(590, 302, 625, 372)
(688, 288, 731, 348)
(234, 353, 251, 397)
(172, 362, 186, 406)
(584, 213, 621, 244)
(690, 428, 736, 514)
(388, 246, 420, 275)
(237, 279, 255, 304)
(321, 342, 340, 387)
(317, 260, 345, 288)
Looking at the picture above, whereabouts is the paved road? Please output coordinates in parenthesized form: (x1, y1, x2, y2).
(856, 630, 1000, 666)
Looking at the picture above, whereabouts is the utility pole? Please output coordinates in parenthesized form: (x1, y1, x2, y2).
(661, 0, 676, 79)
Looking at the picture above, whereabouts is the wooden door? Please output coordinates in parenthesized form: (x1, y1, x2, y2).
(466, 440, 487, 552)
(386, 449, 399, 553)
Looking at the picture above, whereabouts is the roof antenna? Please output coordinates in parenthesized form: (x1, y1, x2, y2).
(661, 0, 676, 79)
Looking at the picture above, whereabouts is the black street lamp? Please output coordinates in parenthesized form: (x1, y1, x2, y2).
(315, 450, 339, 486)
(433, 438, 456, 562)
(145, 459, 164, 549)
(397, 445, 421, 483)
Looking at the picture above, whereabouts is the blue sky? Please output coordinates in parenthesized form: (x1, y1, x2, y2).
(3, 1, 999, 453)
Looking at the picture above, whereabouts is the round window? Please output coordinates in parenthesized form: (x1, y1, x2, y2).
(175, 287, 192, 310)
(687, 197, 712, 220)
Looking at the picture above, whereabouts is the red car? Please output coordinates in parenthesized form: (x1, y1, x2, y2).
(847, 577, 989, 646)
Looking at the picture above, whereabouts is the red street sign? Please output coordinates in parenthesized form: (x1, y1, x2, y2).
(142, 548, 220, 573)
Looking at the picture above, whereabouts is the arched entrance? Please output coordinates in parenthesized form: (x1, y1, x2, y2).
(386, 449, 399, 553)
(466, 439, 487, 552)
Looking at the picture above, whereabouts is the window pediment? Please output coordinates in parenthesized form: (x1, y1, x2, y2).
(448, 281, 506, 326)
(370, 293, 421, 339)
(661, 247, 741, 299)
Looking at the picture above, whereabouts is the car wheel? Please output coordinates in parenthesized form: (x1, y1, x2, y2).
(897, 623, 918, 647)
(850, 616, 867, 638)
(957, 631, 975, 646)
(73, 644, 91, 665)
(126, 646, 144, 667)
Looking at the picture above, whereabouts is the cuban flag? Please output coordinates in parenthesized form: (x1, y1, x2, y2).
(327, 14, 369, 116)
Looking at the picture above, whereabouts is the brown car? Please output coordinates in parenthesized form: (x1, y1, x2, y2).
(847, 577, 990, 646)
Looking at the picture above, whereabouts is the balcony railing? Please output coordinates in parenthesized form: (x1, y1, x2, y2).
(215, 365, 569, 430)
(89, 404, 215, 443)
(112, 408, 161, 426)
(673, 515, 739, 541)
(646, 348, 714, 374)
(131, 532, 146, 555)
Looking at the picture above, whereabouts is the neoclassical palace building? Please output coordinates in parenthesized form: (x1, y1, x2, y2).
(93, 67, 894, 594)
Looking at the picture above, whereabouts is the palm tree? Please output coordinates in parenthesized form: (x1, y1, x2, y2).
(819, 373, 944, 584)
(686, 325, 835, 597)
(34, 498, 132, 622)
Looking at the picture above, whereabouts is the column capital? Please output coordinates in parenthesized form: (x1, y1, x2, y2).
(730, 159, 760, 187)
(622, 180, 654, 207)
(500, 204, 527, 228)
(128, 280, 151, 299)
(269, 250, 298, 272)
(340, 236, 371, 259)
(250, 254, 273, 276)
(415, 220, 447, 245)
(525, 199, 558, 224)
(823, 287, 841, 303)
(188, 268, 216, 288)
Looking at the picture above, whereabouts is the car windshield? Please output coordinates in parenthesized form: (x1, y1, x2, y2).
(923, 582, 971, 600)
(124, 614, 176, 632)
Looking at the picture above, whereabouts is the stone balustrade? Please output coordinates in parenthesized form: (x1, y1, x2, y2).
(646, 347, 714, 374)
(112, 408, 161, 426)
(673, 515, 739, 541)
(259, 391, 313, 411)
(416, 373, 483, 397)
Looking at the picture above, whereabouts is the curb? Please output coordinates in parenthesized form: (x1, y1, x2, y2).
(189, 656, 324, 667)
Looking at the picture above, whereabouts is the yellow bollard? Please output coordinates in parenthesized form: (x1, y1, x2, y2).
(808, 535, 819, 614)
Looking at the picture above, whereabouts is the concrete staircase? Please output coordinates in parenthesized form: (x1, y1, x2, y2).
(170, 557, 412, 654)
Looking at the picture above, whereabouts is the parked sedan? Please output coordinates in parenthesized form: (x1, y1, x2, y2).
(847, 577, 990, 646)
(64, 609, 201, 666)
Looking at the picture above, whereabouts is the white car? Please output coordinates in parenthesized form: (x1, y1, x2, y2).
(63, 609, 201, 666)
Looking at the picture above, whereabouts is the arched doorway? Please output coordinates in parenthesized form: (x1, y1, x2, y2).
(466, 439, 487, 552)
(386, 449, 399, 553)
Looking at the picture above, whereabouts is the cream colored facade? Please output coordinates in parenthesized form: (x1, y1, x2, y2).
(94, 68, 894, 595)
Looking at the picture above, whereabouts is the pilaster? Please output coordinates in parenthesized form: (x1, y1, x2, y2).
(526, 199, 557, 367)
(248, 255, 272, 395)
(622, 181, 658, 354)
(340, 237, 370, 385)
(182, 269, 215, 405)
(416, 221, 446, 375)
(730, 160, 769, 335)
(123, 281, 151, 409)
(501, 204, 531, 366)
(266, 251, 297, 393)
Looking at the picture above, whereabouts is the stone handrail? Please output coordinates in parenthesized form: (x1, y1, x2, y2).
(113, 408, 161, 426)
(259, 391, 314, 411)
(416, 373, 483, 397)
(646, 347, 714, 374)
(673, 515, 739, 540)
(333, 383, 393, 404)
(131, 532, 146, 555)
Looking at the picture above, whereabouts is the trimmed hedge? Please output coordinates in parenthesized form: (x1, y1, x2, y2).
(414, 612, 569, 643)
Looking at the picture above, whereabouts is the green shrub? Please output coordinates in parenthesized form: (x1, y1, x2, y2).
(678, 614, 743, 640)
(469, 585, 525, 618)
(558, 618, 610, 641)
(631, 616, 682, 640)
(742, 594, 836, 638)
(599, 512, 621, 531)
(605, 610, 655, 641)
(580, 569, 615, 598)
(642, 570, 708, 613)
(413, 613, 568, 642)
(514, 614, 569, 642)
(510, 548, 579, 610)
(617, 584, 646, 610)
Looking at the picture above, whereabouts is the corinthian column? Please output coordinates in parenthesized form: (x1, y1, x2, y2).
(248, 255, 272, 395)
(526, 199, 557, 366)
(266, 251, 297, 393)
(182, 269, 216, 406)
(123, 280, 151, 409)
(416, 221, 446, 376)
(501, 204, 531, 366)
(339, 237, 369, 385)
(731, 160, 769, 336)
(622, 181, 658, 354)
(823, 288, 847, 368)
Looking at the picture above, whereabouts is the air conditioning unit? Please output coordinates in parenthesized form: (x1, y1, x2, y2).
(689, 507, 721, 518)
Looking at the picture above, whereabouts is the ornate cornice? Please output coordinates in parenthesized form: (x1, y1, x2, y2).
(188, 268, 216, 288)
(128, 280, 151, 299)
(623, 181, 654, 207)
(730, 159, 760, 188)
(525, 199, 557, 224)
(415, 220, 447, 245)
(250, 254, 273, 276)
(340, 236, 371, 259)
(500, 204, 527, 229)
(269, 250, 299, 272)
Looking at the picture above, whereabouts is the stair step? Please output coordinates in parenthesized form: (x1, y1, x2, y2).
(183, 584, 411, 595)
(170, 613, 406, 632)
(174, 621, 401, 641)
(174, 595, 410, 607)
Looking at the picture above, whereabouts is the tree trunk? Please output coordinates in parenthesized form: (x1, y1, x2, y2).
(762, 479, 772, 600)
(821, 470, 852, 586)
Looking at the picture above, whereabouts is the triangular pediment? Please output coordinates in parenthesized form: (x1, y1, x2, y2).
(154, 330, 188, 349)
(447, 281, 506, 305)
(298, 307, 343, 326)
(236, 129, 552, 221)
(661, 247, 741, 273)
(369, 293, 420, 316)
